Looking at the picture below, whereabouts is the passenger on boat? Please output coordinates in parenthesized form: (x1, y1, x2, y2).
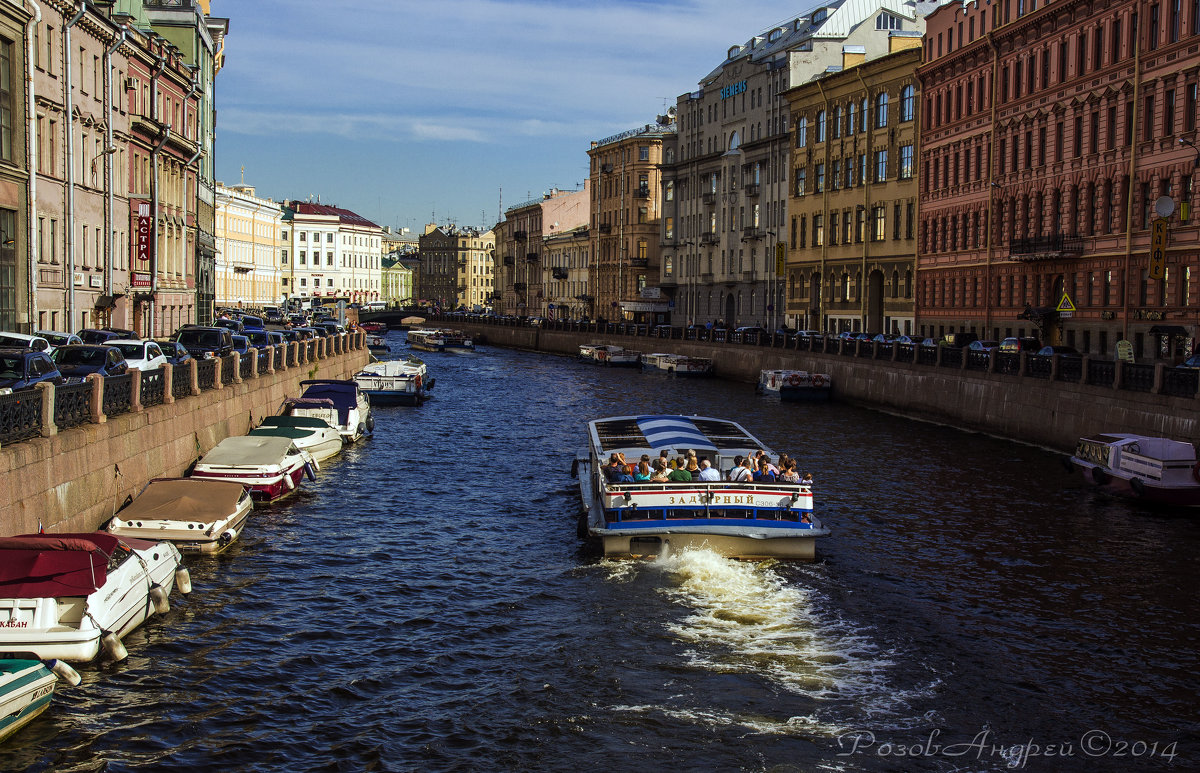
(726, 455, 744, 478)
(801, 472, 814, 487)
(604, 454, 635, 483)
(779, 460, 800, 483)
(633, 460, 652, 482)
(728, 458, 753, 482)
(667, 459, 693, 482)
(649, 459, 671, 482)
(684, 450, 700, 475)
(697, 459, 721, 481)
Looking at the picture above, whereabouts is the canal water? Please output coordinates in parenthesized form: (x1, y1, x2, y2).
(3, 332, 1197, 772)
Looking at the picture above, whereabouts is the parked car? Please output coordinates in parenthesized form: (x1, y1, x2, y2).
(262, 306, 284, 324)
(175, 326, 234, 359)
(78, 328, 124, 345)
(239, 315, 265, 331)
(107, 339, 168, 371)
(0, 331, 52, 352)
(51, 344, 129, 382)
(920, 337, 939, 348)
(1176, 355, 1200, 369)
(231, 335, 250, 355)
(1036, 345, 1081, 357)
(941, 331, 979, 348)
(214, 318, 245, 335)
(968, 340, 1000, 352)
(35, 330, 83, 352)
(0, 347, 63, 390)
(154, 340, 194, 367)
(895, 335, 919, 345)
(245, 330, 284, 350)
(999, 336, 1042, 354)
(873, 333, 899, 344)
(102, 327, 138, 339)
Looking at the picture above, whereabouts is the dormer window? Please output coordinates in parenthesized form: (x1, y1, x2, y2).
(812, 8, 828, 24)
(876, 12, 901, 30)
(728, 45, 741, 59)
(769, 28, 783, 42)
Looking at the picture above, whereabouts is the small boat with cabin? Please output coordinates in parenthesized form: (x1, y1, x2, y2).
(106, 478, 253, 554)
(407, 328, 474, 353)
(0, 532, 190, 663)
(1066, 433, 1200, 506)
(757, 369, 832, 402)
(353, 356, 432, 406)
(191, 435, 316, 502)
(573, 415, 830, 559)
(580, 344, 640, 366)
(642, 353, 713, 376)
(250, 415, 343, 462)
(366, 334, 390, 353)
(0, 659, 80, 743)
(280, 379, 374, 443)
(359, 321, 388, 335)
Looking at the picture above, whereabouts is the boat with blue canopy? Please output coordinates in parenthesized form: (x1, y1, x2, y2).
(573, 415, 829, 559)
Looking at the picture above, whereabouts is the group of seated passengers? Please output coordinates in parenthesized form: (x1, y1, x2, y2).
(603, 450, 812, 486)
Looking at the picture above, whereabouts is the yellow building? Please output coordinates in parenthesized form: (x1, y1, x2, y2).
(214, 183, 283, 309)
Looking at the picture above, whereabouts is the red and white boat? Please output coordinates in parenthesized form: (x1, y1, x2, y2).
(107, 478, 254, 554)
(1068, 433, 1200, 506)
(0, 532, 189, 663)
(191, 435, 315, 502)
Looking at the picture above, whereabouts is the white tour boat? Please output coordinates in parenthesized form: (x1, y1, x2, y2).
(0, 658, 80, 743)
(407, 328, 474, 353)
(0, 532, 190, 662)
(250, 415, 343, 462)
(191, 435, 316, 502)
(573, 415, 829, 559)
(642, 353, 713, 376)
(353, 356, 432, 406)
(580, 344, 641, 366)
(281, 379, 374, 443)
(1066, 433, 1200, 506)
(107, 478, 254, 554)
(757, 369, 832, 402)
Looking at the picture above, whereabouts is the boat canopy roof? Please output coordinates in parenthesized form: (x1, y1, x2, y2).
(588, 415, 768, 457)
(200, 435, 297, 466)
(121, 479, 247, 523)
(299, 380, 360, 424)
(250, 426, 315, 440)
(260, 415, 331, 429)
(0, 532, 124, 597)
(1083, 433, 1197, 462)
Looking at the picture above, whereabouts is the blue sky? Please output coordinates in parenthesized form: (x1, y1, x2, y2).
(213, 0, 803, 232)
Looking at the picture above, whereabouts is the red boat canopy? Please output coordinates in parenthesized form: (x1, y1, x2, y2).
(0, 532, 122, 598)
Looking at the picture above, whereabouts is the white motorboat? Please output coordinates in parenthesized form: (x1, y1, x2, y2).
(642, 353, 713, 376)
(573, 415, 829, 559)
(353, 357, 432, 406)
(107, 478, 253, 554)
(0, 532, 189, 663)
(281, 379, 374, 444)
(1066, 433, 1200, 506)
(250, 415, 343, 462)
(0, 658, 80, 743)
(757, 369, 832, 401)
(191, 435, 315, 502)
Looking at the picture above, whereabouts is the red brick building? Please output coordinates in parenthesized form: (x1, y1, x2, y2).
(918, 0, 1200, 361)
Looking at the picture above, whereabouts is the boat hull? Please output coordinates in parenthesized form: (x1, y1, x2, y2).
(1070, 460, 1200, 506)
(0, 662, 56, 743)
(779, 386, 832, 402)
(191, 463, 307, 502)
(600, 530, 820, 560)
(108, 502, 252, 555)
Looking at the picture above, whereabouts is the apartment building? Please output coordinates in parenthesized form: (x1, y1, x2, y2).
(214, 182, 282, 308)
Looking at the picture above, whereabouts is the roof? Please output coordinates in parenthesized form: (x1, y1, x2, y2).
(0, 532, 124, 598)
(200, 435, 297, 466)
(285, 201, 381, 230)
(588, 415, 767, 456)
(120, 479, 247, 524)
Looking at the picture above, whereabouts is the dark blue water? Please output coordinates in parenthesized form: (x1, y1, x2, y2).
(3, 331, 1197, 772)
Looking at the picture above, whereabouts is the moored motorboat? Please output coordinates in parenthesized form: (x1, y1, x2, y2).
(0, 532, 189, 663)
(1066, 433, 1200, 506)
(191, 435, 315, 502)
(106, 478, 253, 554)
(366, 334, 390, 353)
(573, 415, 829, 559)
(0, 659, 80, 743)
(281, 379, 374, 443)
(250, 415, 343, 462)
(353, 356, 432, 406)
(581, 344, 640, 366)
(757, 369, 832, 401)
(643, 353, 713, 376)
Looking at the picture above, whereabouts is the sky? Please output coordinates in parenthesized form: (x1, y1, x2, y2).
(212, 0, 809, 233)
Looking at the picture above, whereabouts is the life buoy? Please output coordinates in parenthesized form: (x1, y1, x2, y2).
(787, 373, 802, 387)
(812, 374, 826, 387)
(1130, 477, 1146, 497)
(1091, 466, 1109, 485)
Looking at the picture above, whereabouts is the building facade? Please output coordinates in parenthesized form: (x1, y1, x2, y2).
(417, 224, 491, 310)
(918, 0, 1200, 361)
(281, 201, 382, 308)
(0, 2, 34, 333)
(380, 254, 414, 308)
(785, 41, 922, 335)
(539, 183, 589, 319)
(495, 199, 543, 316)
(661, 2, 932, 330)
(214, 182, 281, 309)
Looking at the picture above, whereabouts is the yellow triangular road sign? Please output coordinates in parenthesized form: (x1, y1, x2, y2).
(1056, 293, 1076, 313)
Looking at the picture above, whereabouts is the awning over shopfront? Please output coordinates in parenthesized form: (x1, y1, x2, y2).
(1148, 325, 1189, 336)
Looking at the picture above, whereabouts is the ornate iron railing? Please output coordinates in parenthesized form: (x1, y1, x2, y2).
(1086, 359, 1115, 386)
(103, 374, 133, 417)
(1160, 367, 1198, 397)
(140, 370, 165, 407)
(173, 366, 193, 399)
(0, 389, 42, 444)
(54, 382, 92, 429)
(940, 347, 963, 369)
(965, 350, 990, 372)
(1056, 356, 1083, 382)
(197, 359, 217, 390)
(1026, 355, 1052, 379)
(240, 352, 255, 380)
(1123, 362, 1155, 392)
(995, 352, 1020, 375)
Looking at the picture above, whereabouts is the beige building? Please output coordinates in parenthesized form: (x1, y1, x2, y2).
(785, 41, 922, 335)
(214, 183, 282, 309)
(281, 201, 383, 309)
(418, 224, 493, 310)
(540, 184, 589, 319)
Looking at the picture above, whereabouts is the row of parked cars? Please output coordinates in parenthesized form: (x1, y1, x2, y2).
(827, 330, 1081, 358)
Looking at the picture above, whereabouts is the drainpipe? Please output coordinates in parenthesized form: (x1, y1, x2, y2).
(856, 68, 871, 333)
(104, 26, 127, 318)
(64, 0, 84, 332)
(816, 78, 830, 332)
(23, 0, 41, 332)
(985, 32, 1000, 337)
(1122, 7, 1144, 343)
(148, 51, 166, 338)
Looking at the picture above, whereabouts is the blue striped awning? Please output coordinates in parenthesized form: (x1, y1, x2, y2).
(636, 415, 714, 451)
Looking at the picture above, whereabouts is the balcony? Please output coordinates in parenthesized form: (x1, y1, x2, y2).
(503, 256, 514, 266)
(526, 252, 539, 262)
(599, 223, 612, 234)
(601, 163, 614, 173)
(512, 230, 527, 242)
(513, 282, 527, 292)
(741, 226, 762, 240)
(552, 267, 569, 280)
(701, 231, 719, 245)
(629, 258, 649, 268)
(634, 187, 651, 199)
(702, 192, 717, 206)
(744, 183, 760, 197)
(1009, 235, 1085, 261)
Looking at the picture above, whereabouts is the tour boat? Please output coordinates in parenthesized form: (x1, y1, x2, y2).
(191, 435, 316, 502)
(573, 415, 830, 559)
(0, 659, 80, 743)
(366, 334, 390, 353)
(407, 328, 474, 353)
(642, 353, 713, 376)
(1066, 433, 1200, 506)
(0, 532, 190, 663)
(757, 369, 832, 402)
(281, 379, 374, 443)
(580, 344, 641, 366)
(250, 415, 344, 462)
(106, 478, 254, 554)
(353, 357, 432, 406)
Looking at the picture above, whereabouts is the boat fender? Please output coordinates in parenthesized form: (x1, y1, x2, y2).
(415, 374, 422, 389)
(303, 462, 317, 482)
(149, 585, 170, 615)
(310, 455, 320, 472)
(570, 458, 579, 479)
(1060, 456, 1076, 474)
(366, 415, 375, 433)
(427, 377, 436, 390)
(175, 567, 193, 595)
(356, 422, 367, 438)
(1130, 477, 1146, 497)
(218, 529, 236, 546)
(1091, 466, 1109, 485)
(100, 632, 128, 663)
(45, 659, 82, 687)
(284, 473, 296, 491)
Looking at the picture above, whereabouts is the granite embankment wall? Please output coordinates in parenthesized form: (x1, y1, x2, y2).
(1, 344, 370, 537)
(459, 323, 1199, 452)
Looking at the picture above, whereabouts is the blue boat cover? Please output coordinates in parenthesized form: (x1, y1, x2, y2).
(299, 382, 358, 425)
(636, 416, 715, 451)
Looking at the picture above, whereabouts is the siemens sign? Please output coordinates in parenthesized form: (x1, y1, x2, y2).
(720, 80, 747, 100)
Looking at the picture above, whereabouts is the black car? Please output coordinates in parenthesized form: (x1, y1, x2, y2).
(214, 318, 245, 335)
(78, 328, 125, 345)
(239, 315, 265, 331)
(154, 340, 194, 367)
(51, 345, 129, 382)
(175, 326, 234, 359)
(0, 348, 63, 391)
(245, 330, 284, 349)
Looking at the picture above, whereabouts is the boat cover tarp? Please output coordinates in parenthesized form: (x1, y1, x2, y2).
(199, 435, 295, 467)
(250, 427, 315, 441)
(0, 532, 118, 597)
(120, 479, 245, 524)
(298, 381, 359, 425)
(261, 415, 331, 429)
(636, 416, 717, 452)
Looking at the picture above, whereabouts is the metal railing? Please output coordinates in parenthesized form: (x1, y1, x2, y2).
(197, 359, 217, 390)
(103, 374, 133, 417)
(220, 354, 237, 385)
(0, 389, 41, 444)
(141, 370, 165, 407)
(54, 383, 92, 429)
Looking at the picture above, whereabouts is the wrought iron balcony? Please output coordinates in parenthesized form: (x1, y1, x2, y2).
(503, 257, 514, 266)
(701, 231, 719, 245)
(744, 183, 760, 197)
(513, 230, 527, 241)
(1008, 235, 1085, 260)
(629, 258, 649, 268)
(742, 226, 762, 240)
(526, 252, 539, 262)
(598, 223, 612, 234)
(513, 282, 527, 292)
(702, 192, 717, 206)
(552, 267, 569, 279)
(601, 163, 614, 173)
(634, 187, 651, 199)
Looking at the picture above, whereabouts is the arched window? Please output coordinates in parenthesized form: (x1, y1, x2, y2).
(833, 106, 842, 138)
(900, 85, 915, 122)
(796, 116, 807, 147)
(729, 131, 741, 150)
(876, 92, 889, 127)
(816, 111, 826, 141)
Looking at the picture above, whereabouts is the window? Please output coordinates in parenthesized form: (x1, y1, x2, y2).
(816, 110, 826, 141)
(0, 37, 12, 162)
(872, 206, 886, 241)
(900, 85, 914, 122)
(796, 116, 807, 147)
(639, 145, 649, 161)
(876, 92, 889, 127)
(899, 144, 914, 179)
(833, 106, 841, 138)
(815, 163, 825, 192)
(875, 149, 888, 182)
(794, 168, 806, 197)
